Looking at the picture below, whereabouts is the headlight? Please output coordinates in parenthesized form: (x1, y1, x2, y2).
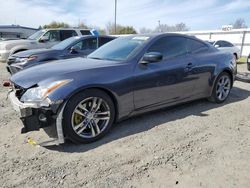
(15, 56, 38, 66)
(20, 79, 72, 105)
(0, 44, 6, 50)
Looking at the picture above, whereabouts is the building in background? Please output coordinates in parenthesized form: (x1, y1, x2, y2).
(0, 25, 38, 39)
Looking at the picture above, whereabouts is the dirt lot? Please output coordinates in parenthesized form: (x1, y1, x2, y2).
(1, 63, 250, 188)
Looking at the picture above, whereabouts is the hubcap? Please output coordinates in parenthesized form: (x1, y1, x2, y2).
(216, 75, 231, 101)
(71, 97, 110, 138)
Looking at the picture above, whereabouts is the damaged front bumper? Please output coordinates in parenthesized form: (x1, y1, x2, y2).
(8, 91, 66, 144)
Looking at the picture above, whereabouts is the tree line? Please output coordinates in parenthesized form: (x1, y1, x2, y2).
(40, 18, 248, 35)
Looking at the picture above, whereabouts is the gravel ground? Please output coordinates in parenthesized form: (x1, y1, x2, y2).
(1, 63, 250, 188)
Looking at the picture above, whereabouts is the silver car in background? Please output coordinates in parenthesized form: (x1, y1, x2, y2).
(207, 40, 240, 60)
(0, 28, 93, 63)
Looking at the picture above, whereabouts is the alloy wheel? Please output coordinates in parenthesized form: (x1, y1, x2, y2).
(71, 97, 111, 138)
(216, 75, 231, 101)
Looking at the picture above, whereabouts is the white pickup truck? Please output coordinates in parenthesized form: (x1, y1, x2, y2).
(0, 28, 93, 62)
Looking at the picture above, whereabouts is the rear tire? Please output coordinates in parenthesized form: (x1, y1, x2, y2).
(208, 72, 232, 103)
(63, 89, 115, 144)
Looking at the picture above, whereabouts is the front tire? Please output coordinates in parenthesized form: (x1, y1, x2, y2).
(63, 89, 115, 143)
(209, 72, 232, 103)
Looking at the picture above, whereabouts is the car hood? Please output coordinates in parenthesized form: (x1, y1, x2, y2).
(1, 39, 38, 49)
(10, 57, 122, 89)
(12, 48, 59, 57)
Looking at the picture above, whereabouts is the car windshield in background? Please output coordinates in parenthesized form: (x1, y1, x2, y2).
(88, 36, 150, 61)
(28, 30, 46, 40)
(51, 37, 79, 50)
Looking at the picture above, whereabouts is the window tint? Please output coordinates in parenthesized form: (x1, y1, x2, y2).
(222, 41, 234, 47)
(147, 36, 187, 59)
(80, 30, 91, 35)
(43, 30, 60, 42)
(72, 38, 97, 50)
(98, 37, 114, 47)
(215, 40, 233, 47)
(60, 30, 78, 41)
(187, 39, 208, 54)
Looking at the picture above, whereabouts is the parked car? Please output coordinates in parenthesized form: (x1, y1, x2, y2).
(6, 35, 115, 74)
(0, 28, 94, 62)
(9, 33, 237, 144)
(207, 40, 240, 60)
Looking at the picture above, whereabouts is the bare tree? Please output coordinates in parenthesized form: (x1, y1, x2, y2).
(175, 23, 189, 31)
(154, 22, 189, 33)
(139, 27, 154, 34)
(233, 18, 248, 29)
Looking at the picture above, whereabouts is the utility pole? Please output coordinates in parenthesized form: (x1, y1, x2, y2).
(158, 20, 161, 32)
(114, 0, 117, 34)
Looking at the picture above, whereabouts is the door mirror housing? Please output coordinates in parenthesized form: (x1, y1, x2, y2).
(141, 52, 163, 64)
(214, 44, 220, 48)
(70, 46, 80, 54)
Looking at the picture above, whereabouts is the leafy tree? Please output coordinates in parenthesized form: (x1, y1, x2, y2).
(233, 18, 248, 29)
(43, 21, 70, 29)
(118, 26, 137, 34)
(77, 22, 88, 29)
(106, 22, 137, 34)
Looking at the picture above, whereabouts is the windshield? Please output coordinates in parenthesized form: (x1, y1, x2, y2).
(28, 30, 46, 40)
(88, 36, 149, 61)
(51, 37, 79, 50)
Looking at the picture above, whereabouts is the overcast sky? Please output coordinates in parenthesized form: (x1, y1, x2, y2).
(0, 0, 249, 31)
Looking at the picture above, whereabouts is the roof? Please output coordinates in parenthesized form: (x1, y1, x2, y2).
(0, 25, 38, 31)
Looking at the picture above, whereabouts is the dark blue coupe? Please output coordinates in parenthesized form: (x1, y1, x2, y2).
(9, 33, 237, 144)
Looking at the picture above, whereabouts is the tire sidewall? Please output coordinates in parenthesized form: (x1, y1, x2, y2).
(62, 89, 115, 144)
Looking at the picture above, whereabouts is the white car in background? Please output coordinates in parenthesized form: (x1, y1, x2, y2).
(207, 40, 240, 60)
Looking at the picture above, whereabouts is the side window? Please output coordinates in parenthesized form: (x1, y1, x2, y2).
(223, 41, 234, 47)
(98, 37, 114, 47)
(61, 30, 78, 41)
(147, 36, 187, 59)
(43, 30, 60, 42)
(215, 41, 224, 47)
(72, 38, 97, 50)
(80, 30, 91, 35)
(187, 39, 208, 54)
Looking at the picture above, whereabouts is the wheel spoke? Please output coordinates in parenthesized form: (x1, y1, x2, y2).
(90, 97, 97, 111)
(76, 121, 89, 134)
(73, 122, 84, 130)
(78, 104, 89, 113)
(94, 98, 103, 112)
(218, 92, 222, 100)
(92, 120, 101, 134)
(74, 109, 86, 117)
(90, 122, 96, 137)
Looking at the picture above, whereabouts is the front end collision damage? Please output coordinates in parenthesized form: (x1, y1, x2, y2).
(8, 90, 66, 144)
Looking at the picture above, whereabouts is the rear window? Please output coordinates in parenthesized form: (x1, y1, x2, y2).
(80, 30, 92, 35)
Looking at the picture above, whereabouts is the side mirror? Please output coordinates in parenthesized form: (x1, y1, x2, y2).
(141, 52, 163, 64)
(39, 36, 49, 43)
(214, 44, 220, 48)
(70, 46, 80, 54)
